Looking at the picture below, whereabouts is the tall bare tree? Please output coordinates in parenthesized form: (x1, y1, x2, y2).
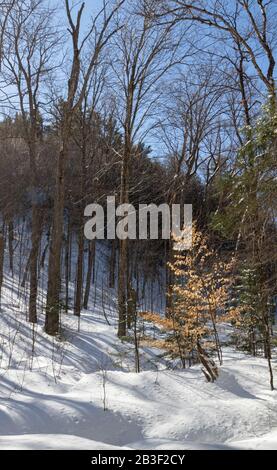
(45, 0, 125, 335)
(112, 0, 186, 336)
(2, 0, 59, 322)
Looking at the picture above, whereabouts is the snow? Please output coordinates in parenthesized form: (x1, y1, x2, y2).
(0, 304, 277, 450)
(0, 434, 126, 450)
(0, 242, 277, 450)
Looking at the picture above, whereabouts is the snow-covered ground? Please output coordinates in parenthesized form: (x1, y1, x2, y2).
(0, 239, 276, 450)
(0, 298, 277, 449)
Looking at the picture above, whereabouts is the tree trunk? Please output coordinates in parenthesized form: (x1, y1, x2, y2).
(166, 241, 174, 318)
(74, 225, 84, 317)
(83, 240, 95, 310)
(45, 138, 68, 335)
(0, 226, 5, 305)
(197, 341, 219, 383)
(262, 308, 274, 391)
(118, 237, 128, 337)
(117, 150, 130, 338)
(64, 218, 72, 313)
(8, 219, 14, 275)
(21, 253, 31, 288)
(29, 205, 43, 323)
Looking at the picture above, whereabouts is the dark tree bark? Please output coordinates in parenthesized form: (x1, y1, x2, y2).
(0, 225, 5, 304)
(8, 219, 14, 275)
(74, 225, 85, 317)
(29, 206, 43, 323)
(64, 217, 72, 313)
(83, 240, 95, 310)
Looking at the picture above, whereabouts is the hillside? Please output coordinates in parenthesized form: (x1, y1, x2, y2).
(0, 268, 277, 450)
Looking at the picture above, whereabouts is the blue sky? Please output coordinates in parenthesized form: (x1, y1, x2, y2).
(1, 0, 276, 158)
(56, 0, 108, 23)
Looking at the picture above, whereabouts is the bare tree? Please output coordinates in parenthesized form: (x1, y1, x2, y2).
(148, 0, 276, 97)
(72, 68, 107, 318)
(2, 0, 60, 323)
(45, 0, 125, 335)
(0, 0, 16, 67)
(112, 0, 186, 336)
(0, 223, 4, 304)
(158, 63, 229, 312)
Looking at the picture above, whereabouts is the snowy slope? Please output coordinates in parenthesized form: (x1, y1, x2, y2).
(0, 302, 277, 450)
(0, 239, 277, 450)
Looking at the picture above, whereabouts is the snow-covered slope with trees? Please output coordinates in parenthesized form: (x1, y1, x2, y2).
(0, 0, 277, 454)
(0, 275, 277, 450)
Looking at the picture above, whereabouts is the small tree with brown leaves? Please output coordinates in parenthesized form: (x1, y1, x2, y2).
(143, 225, 233, 381)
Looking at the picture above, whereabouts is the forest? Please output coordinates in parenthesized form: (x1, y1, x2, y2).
(0, 0, 276, 452)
